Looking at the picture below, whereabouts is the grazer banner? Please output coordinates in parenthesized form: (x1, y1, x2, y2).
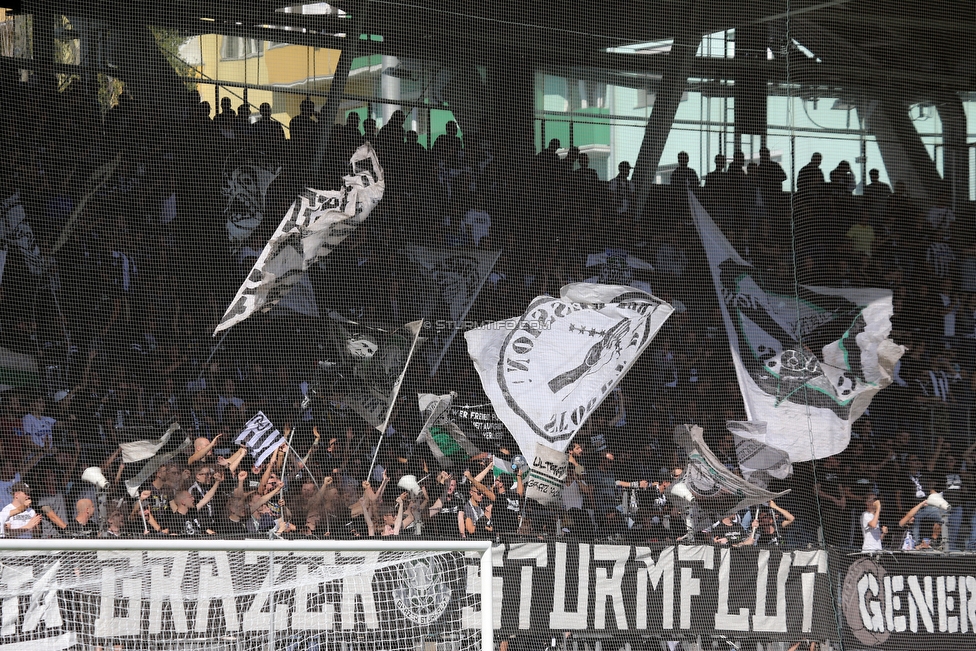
(837, 551, 976, 649)
(0, 544, 834, 647)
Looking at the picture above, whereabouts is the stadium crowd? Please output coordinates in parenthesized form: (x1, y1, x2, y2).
(0, 78, 973, 552)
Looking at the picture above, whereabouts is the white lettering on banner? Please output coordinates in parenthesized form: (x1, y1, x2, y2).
(715, 548, 749, 631)
(339, 551, 380, 629)
(792, 550, 828, 633)
(148, 552, 189, 634)
(21, 560, 63, 633)
(292, 561, 336, 630)
(94, 551, 142, 638)
(844, 557, 976, 646)
(506, 543, 547, 629)
(593, 545, 629, 630)
(549, 544, 591, 630)
(753, 549, 790, 632)
(678, 545, 713, 629)
(492, 546, 505, 630)
(1, 564, 33, 637)
(634, 546, 674, 630)
(461, 558, 483, 629)
(197, 551, 238, 632)
(243, 552, 288, 633)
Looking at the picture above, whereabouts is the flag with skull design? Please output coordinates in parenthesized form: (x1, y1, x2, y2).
(320, 317, 425, 431)
(688, 190, 904, 462)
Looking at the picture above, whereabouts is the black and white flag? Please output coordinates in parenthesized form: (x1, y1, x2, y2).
(222, 151, 281, 243)
(1, 192, 45, 275)
(400, 244, 500, 375)
(122, 423, 193, 497)
(326, 318, 425, 431)
(215, 143, 384, 334)
(447, 401, 517, 455)
(670, 424, 788, 529)
(727, 420, 793, 489)
(465, 283, 673, 457)
(688, 190, 904, 462)
(584, 247, 654, 294)
(236, 411, 287, 468)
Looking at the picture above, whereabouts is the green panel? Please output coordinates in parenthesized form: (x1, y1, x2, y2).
(540, 120, 571, 148)
(429, 108, 462, 144)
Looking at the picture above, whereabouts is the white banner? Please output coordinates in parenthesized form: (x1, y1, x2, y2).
(465, 283, 673, 455)
(688, 191, 904, 462)
(524, 443, 568, 505)
(215, 143, 383, 334)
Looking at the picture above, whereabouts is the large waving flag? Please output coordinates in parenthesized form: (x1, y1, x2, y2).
(214, 143, 383, 334)
(465, 283, 673, 457)
(688, 191, 904, 462)
(325, 318, 425, 431)
(400, 244, 501, 375)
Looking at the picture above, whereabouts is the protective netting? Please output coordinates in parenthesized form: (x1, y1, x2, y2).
(1, 0, 976, 649)
(0, 548, 483, 651)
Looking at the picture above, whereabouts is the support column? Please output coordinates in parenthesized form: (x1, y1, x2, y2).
(631, 29, 702, 214)
(858, 95, 944, 205)
(734, 23, 768, 148)
(935, 92, 970, 216)
(312, 5, 363, 180)
(488, 38, 535, 171)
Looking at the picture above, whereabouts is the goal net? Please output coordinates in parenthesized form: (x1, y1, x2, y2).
(0, 540, 492, 651)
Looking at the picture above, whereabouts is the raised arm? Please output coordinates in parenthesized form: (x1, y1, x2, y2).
(769, 500, 795, 528)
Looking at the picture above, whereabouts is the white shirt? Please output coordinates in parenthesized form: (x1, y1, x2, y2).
(0, 503, 37, 539)
(861, 511, 883, 551)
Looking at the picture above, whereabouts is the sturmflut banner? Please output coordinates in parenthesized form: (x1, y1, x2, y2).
(0, 544, 843, 648)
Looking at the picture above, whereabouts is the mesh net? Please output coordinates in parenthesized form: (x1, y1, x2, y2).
(1, 0, 975, 649)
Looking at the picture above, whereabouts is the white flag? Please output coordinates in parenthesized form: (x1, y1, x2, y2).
(215, 143, 383, 334)
(688, 190, 904, 462)
(465, 283, 673, 456)
(727, 420, 793, 489)
(524, 443, 568, 506)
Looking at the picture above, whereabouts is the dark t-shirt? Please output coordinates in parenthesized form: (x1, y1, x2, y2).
(161, 509, 206, 537)
(65, 519, 99, 539)
(711, 520, 748, 545)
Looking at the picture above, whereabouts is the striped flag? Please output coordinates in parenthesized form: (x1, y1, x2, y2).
(236, 411, 287, 467)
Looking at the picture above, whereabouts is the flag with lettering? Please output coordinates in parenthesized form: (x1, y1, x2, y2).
(465, 283, 673, 456)
(688, 190, 904, 462)
(214, 143, 383, 333)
